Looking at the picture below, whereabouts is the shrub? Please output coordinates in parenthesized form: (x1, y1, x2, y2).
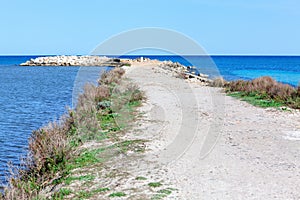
(121, 63, 131, 67)
(210, 77, 227, 87)
(126, 83, 145, 102)
(251, 76, 276, 93)
(98, 68, 125, 85)
(96, 85, 110, 102)
(2, 115, 72, 199)
(225, 76, 300, 109)
(29, 122, 69, 175)
(76, 84, 98, 113)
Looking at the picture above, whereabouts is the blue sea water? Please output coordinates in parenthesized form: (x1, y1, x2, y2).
(0, 55, 299, 185)
(0, 56, 107, 184)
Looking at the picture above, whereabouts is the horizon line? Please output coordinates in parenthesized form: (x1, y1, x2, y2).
(0, 54, 300, 56)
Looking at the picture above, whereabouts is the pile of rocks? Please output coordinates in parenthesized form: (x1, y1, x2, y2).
(20, 56, 122, 66)
(159, 61, 212, 84)
(161, 61, 188, 72)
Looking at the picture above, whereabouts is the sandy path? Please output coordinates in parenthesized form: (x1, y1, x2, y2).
(124, 64, 300, 200)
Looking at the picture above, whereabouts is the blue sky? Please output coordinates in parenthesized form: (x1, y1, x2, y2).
(0, 0, 299, 55)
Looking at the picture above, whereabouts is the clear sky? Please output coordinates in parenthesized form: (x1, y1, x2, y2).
(0, 0, 299, 55)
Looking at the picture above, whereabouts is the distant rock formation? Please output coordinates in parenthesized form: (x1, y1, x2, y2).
(20, 56, 125, 66)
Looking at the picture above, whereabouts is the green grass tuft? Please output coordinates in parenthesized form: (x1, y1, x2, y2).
(228, 92, 283, 108)
(135, 176, 147, 180)
(109, 192, 126, 197)
(148, 182, 162, 188)
(64, 175, 95, 185)
(151, 188, 176, 200)
(51, 188, 72, 200)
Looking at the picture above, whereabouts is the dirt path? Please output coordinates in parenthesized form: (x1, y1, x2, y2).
(124, 64, 300, 199)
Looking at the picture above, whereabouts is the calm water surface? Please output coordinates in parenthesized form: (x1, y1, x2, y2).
(0, 56, 106, 184)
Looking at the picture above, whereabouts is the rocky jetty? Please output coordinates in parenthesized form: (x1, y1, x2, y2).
(20, 56, 127, 67)
(159, 61, 212, 84)
(20, 55, 212, 85)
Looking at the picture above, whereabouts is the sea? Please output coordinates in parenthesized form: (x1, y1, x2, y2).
(0, 55, 300, 184)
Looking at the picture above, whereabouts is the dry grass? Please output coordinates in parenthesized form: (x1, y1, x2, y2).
(98, 68, 125, 85)
(125, 83, 145, 103)
(95, 86, 110, 102)
(3, 116, 72, 199)
(29, 122, 69, 174)
(210, 77, 227, 87)
(225, 76, 300, 109)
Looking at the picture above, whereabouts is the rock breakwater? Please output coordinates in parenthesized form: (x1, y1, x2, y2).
(159, 61, 212, 84)
(20, 56, 126, 67)
(20, 55, 212, 84)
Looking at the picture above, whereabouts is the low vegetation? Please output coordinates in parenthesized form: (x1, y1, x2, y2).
(148, 182, 163, 188)
(209, 77, 227, 88)
(108, 192, 126, 197)
(151, 188, 177, 200)
(212, 76, 300, 109)
(1, 67, 146, 199)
